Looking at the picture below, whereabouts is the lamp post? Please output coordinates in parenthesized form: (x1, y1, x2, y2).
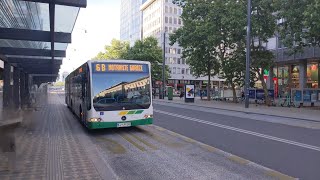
(245, 0, 252, 108)
(162, 32, 166, 99)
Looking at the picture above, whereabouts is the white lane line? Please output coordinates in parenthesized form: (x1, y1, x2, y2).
(155, 109, 320, 152)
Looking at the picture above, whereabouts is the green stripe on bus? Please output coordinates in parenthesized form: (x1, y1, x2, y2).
(127, 111, 136, 115)
(135, 110, 143, 114)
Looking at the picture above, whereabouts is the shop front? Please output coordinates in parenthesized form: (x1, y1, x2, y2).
(273, 61, 319, 97)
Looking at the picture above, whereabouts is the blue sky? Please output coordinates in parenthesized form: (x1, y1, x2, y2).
(60, 0, 121, 75)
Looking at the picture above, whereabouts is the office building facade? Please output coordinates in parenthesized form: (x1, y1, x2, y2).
(120, 0, 147, 46)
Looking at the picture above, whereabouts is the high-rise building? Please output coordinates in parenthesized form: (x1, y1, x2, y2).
(140, 0, 224, 92)
(120, 0, 147, 46)
(61, 71, 69, 82)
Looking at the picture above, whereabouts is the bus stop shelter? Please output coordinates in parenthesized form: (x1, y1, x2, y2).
(0, 0, 87, 111)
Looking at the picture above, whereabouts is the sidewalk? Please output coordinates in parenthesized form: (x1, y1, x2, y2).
(0, 93, 106, 180)
(154, 97, 320, 122)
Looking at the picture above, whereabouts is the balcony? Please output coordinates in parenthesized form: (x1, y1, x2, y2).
(272, 46, 320, 63)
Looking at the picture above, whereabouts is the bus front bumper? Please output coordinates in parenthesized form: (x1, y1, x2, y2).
(86, 118, 153, 129)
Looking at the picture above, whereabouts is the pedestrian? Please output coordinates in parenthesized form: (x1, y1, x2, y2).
(200, 90, 203, 100)
(180, 90, 184, 99)
(241, 91, 245, 101)
(152, 89, 155, 99)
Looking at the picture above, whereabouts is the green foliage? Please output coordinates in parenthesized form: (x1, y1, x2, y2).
(54, 81, 65, 87)
(170, 0, 224, 100)
(92, 39, 129, 60)
(171, 0, 276, 102)
(125, 37, 170, 81)
(275, 0, 320, 52)
(249, 0, 276, 104)
(92, 37, 169, 81)
(221, 48, 246, 88)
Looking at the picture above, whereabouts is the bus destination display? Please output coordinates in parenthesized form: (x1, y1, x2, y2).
(93, 63, 148, 73)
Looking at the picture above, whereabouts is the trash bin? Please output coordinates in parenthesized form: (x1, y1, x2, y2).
(168, 87, 173, 100)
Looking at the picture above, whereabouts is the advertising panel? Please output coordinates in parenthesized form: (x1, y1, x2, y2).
(248, 89, 256, 99)
(292, 90, 302, 102)
(303, 90, 311, 102)
(185, 85, 195, 99)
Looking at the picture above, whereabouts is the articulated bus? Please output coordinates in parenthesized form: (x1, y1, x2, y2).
(65, 60, 153, 129)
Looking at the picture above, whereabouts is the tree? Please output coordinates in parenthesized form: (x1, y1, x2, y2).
(275, 0, 320, 51)
(249, 0, 277, 105)
(92, 39, 129, 60)
(215, 0, 247, 102)
(221, 48, 246, 102)
(125, 37, 170, 82)
(170, 0, 222, 100)
(53, 81, 65, 87)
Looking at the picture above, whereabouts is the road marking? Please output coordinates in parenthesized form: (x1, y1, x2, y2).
(155, 109, 320, 152)
(228, 155, 250, 165)
(129, 133, 158, 150)
(138, 127, 186, 148)
(120, 133, 146, 152)
(265, 170, 296, 180)
(96, 137, 127, 154)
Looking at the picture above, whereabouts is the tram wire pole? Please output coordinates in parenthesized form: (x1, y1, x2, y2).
(245, 0, 252, 108)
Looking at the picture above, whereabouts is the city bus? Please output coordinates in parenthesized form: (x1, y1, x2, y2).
(65, 60, 153, 129)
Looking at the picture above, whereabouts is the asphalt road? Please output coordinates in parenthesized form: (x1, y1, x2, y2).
(153, 102, 320, 180)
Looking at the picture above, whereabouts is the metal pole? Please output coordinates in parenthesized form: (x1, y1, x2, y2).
(245, 0, 252, 108)
(162, 32, 166, 99)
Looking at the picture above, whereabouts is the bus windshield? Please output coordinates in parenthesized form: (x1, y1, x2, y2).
(92, 70, 151, 111)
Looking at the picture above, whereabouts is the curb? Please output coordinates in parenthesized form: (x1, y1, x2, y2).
(154, 100, 320, 123)
(151, 125, 297, 180)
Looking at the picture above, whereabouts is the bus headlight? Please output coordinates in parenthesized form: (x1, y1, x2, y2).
(89, 118, 102, 122)
(144, 114, 153, 119)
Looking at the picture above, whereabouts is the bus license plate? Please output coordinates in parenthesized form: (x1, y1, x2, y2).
(117, 122, 131, 128)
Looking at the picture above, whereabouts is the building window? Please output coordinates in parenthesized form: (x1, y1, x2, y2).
(169, 57, 174, 64)
(169, 67, 172, 73)
(174, 18, 177, 24)
(165, 6, 168, 13)
(169, 17, 172, 24)
(186, 68, 190, 75)
(165, 26, 168, 32)
(178, 18, 182, 25)
(165, 16, 168, 23)
(181, 68, 185, 74)
(173, 67, 176, 74)
(307, 63, 319, 88)
(177, 68, 181, 74)
(169, 27, 172, 33)
(177, 58, 181, 64)
(178, 9, 182, 15)
(181, 59, 185, 64)
(177, 49, 181, 54)
(173, 57, 177, 63)
(172, 48, 176, 54)
(174, 8, 177, 14)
